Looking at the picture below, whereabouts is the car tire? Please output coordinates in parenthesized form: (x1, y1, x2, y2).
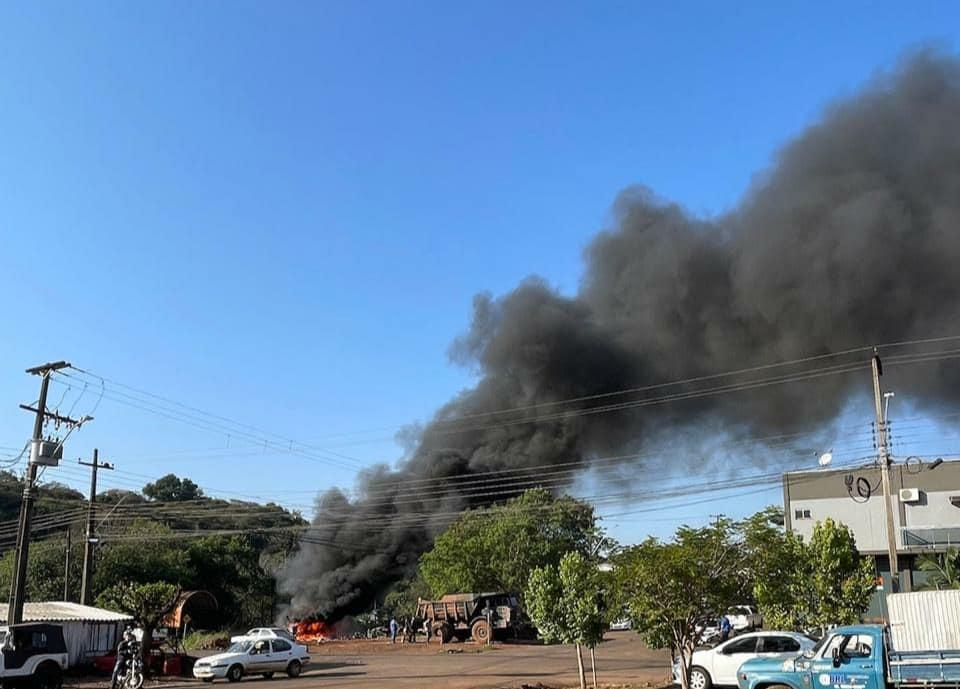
(33, 663, 62, 689)
(262, 673, 274, 680)
(689, 666, 712, 689)
(286, 661, 302, 678)
(226, 665, 244, 683)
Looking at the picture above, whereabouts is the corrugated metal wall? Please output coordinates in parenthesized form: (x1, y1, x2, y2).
(889, 590, 960, 651)
(60, 620, 124, 667)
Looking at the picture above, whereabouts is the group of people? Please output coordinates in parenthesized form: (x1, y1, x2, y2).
(388, 616, 432, 644)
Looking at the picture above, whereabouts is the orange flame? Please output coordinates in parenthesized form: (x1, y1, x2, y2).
(293, 620, 332, 644)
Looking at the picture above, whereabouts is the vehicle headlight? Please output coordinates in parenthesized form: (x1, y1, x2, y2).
(782, 659, 796, 672)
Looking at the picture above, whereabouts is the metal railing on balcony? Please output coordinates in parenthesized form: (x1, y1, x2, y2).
(901, 526, 960, 549)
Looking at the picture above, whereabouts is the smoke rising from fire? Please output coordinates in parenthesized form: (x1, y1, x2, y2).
(277, 51, 960, 618)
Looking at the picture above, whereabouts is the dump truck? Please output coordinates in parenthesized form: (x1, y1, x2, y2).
(416, 593, 521, 643)
(736, 590, 960, 689)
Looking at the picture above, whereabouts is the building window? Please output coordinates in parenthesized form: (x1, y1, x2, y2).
(794, 509, 812, 520)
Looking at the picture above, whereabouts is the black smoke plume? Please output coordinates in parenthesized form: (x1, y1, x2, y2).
(277, 51, 960, 618)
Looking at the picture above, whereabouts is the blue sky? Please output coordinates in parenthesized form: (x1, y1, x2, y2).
(1, 1, 959, 543)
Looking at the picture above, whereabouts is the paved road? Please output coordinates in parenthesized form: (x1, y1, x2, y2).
(105, 633, 670, 689)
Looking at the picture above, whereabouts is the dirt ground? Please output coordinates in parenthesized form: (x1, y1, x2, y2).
(69, 631, 672, 689)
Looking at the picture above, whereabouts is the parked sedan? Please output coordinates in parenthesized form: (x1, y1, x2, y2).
(672, 631, 815, 689)
(229, 627, 296, 644)
(193, 638, 309, 683)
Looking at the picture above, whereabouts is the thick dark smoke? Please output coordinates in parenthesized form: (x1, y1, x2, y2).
(277, 51, 960, 618)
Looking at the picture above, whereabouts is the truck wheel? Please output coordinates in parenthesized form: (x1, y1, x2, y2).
(32, 662, 62, 689)
(471, 619, 491, 644)
(226, 665, 244, 683)
(285, 661, 301, 678)
(689, 666, 712, 689)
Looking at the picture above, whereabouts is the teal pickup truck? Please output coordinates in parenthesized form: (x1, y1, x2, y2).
(737, 592, 960, 689)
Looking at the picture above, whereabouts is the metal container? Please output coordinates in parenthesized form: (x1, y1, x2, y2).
(888, 590, 960, 652)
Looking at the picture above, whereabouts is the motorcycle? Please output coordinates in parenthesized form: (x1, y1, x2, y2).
(113, 644, 144, 689)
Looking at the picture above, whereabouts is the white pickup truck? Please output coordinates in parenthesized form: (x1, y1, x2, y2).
(726, 605, 763, 632)
(0, 623, 68, 689)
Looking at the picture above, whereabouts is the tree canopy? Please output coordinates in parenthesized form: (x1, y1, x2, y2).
(527, 551, 606, 689)
(143, 474, 204, 502)
(752, 517, 875, 632)
(613, 518, 744, 689)
(419, 488, 605, 598)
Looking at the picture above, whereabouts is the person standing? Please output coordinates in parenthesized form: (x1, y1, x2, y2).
(389, 616, 398, 644)
(720, 615, 732, 642)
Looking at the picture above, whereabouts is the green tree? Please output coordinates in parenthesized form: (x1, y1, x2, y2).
(527, 552, 606, 689)
(613, 519, 743, 689)
(917, 548, 960, 590)
(0, 532, 84, 600)
(383, 574, 432, 620)
(753, 517, 874, 633)
(97, 581, 180, 673)
(143, 474, 204, 502)
(92, 520, 193, 594)
(419, 488, 603, 598)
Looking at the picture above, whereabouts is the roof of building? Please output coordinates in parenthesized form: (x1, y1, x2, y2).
(0, 602, 133, 623)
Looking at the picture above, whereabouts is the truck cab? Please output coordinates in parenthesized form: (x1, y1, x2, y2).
(0, 623, 68, 689)
(737, 625, 885, 689)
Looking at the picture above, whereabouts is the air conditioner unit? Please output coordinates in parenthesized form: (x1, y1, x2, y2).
(899, 488, 921, 503)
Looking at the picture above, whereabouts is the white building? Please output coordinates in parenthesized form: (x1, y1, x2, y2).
(0, 602, 132, 667)
(782, 458, 960, 618)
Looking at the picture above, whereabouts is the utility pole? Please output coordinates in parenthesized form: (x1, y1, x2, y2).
(8, 361, 75, 625)
(79, 449, 113, 605)
(872, 350, 899, 592)
(63, 529, 72, 602)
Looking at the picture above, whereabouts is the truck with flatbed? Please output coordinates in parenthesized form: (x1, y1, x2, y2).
(736, 591, 960, 689)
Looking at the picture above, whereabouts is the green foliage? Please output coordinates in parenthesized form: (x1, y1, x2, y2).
(526, 551, 605, 648)
(917, 548, 960, 590)
(92, 520, 193, 597)
(419, 488, 603, 598)
(383, 574, 432, 620)
(0, 532, 84, 601)
(613, 519, 744, 689)
(143, 474, 204, 502)
(98, 580, 180, 628)
(753, 517, 874, 632)
(98, 580, 180, 674)
(0, 470, 303, 629)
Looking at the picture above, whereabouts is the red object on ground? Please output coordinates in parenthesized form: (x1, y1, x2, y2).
(92, 651, 116, 674)
(163, 655, 182, 676)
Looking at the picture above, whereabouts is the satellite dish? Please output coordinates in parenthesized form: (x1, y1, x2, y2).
(818, 451, 833, 467)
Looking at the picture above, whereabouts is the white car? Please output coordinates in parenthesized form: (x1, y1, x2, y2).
(726, 605, 763, 631)
(672, 631, 815, 689)
(229, 627, 296, 644)
(609, 618, 632, 631)
(193, 638, 309, 683)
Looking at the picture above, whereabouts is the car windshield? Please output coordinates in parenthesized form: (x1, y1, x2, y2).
(228, 640, 253, 653)
(808, 634, 831, 657)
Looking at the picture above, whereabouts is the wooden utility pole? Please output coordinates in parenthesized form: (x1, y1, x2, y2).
(63, 528, 72, 601)
(872, 351, 899, 592)
(79, 449, 113, 605)
(8, 361, 74, 625)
